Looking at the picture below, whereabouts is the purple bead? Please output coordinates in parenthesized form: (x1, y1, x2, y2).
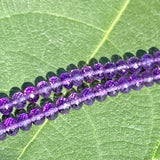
(93, 84, 107, 102)
(17, 113, 32, 131)
(142, 70, 154, 87)
(104, 62, 116, 79)
(116, 59, 129, 76)
(4, 118, 19, 136)
(118, 77, 131, 94)
(12, 92, 26, 110)
(0, 122, 7, 141)
(93, 63, 104, 80)
(0, 98, 13, 115)
(141, 54, 154, 70)
(29, 108, 45, 125)
(43, 103, 58, 120)
(81, 88, 95, 105)
(68, 93, 83, 110)
(70, 69, 84, 86)
(49, 76, 62, 94)
(81, 66, 94, 83)
(153, 67, 160, 84)
(104, 80, 119, 97)
(60, 72, 73, 89)
(128, 57, 142, 73)
(129, 74, 143, 90)
(56, 97, 70, 115)
(37, 81, 51, 98)
(154, 51, 160, 66)
(24, 86, 39, 103)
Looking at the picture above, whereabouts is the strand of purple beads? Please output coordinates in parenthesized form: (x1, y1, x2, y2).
(0, 66, 160, 141)
(0, 51, 160, 115)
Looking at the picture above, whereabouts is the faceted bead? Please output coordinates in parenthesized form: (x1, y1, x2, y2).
(60, 72, 73, 89)
(141, 54, 154, 70)
(152, 67, 160, 84)
(0, 98, 13, 115)
(17, 113, 32, 131)
(104, 80, 119, 97)
(129, 74, 143, 90)
(24, 86, 39, 103)
(118, 77, 131, 94)
(104, 62, 116, 79)
(12, 92, 26, 110)
(81, 66, 94, 83)
(43, 103, 58, 120)
(128, 57, 142, 73)
(37, 81, 51, 98)
(81, 88, 95, 105)
(49, 76, 62, 94)
(56, 97, 70, 115)
(93, 84, 107, 102)
(142, 70, 154, 87)
(116, 59, 129, 76)
(68, 93, 83, 110)
(0, 122, 7, 141)
(29, 108, 45, 125)
(93, 63, 104, 80)
(4, 118, 19, 136)
(70, 69, 84, 86)
(154, 51, 160, 66)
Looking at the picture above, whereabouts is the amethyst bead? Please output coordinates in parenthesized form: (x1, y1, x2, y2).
(129, 74, 143, 90)
(49, 76, 62, 94)
(0, 122, 6, 141)
(0, 98, 13, 115)
(141, 54, 154, 70)
(104, 62, 116, 79)
(60, 72, 73, 89)
(118, 77, 131, 94)
(43, 103, 58, 120)
(81, 66, 94, 83)
(152, 67, 160, 84)
(116, 59, 129, 76)
(93, 63, 104, 80)
(128, 57, 142, 73)
(154, 51, 160, 66)
(142, 70, 154, 87)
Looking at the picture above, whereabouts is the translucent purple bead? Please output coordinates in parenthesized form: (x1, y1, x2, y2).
(154, 51, 160, 66)
(128, 57, 142, 73)
(29, 108, 45, 125)
(104, 62, 116, 79)
(152, 67, 160, 84)
(118, 77, 131, 94)
(142, 70, 154, 87)
(81, 66, 94, 83)
(129, 74, 143, 90)
(141, 54, 154, 70)
(70, 69, 84, 86)
(0, 98, 13, 115)
(93, 63, 104, 80)
(116, 59, 129, 76)
(24, 86, 39, 103)
(12, 92, 26, 110)
(17, 113, 32, 131)
(60, 72, 73, 89)
(0, 122, 6, 141)
(43, 103, 58, 120)
(81, 88, 95, 105)
(49, 76, 62, 94)
(4, 118, 19, 136)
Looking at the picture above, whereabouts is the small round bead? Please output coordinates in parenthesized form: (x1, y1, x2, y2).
(0, 98, 13, 115)
(17, 113, 32, 131)
(24, 86, 39, 103)
(142, 70, 154, 87)
(29, 108, 45, 125)
(70, 69, 84, 87)
(129, 74, 143, 90)
(93, 63, 104, 80)
(68, 93, 83, 110)
(104, 62, 116, 79)
(118, 77, 131, 94)
(116, 59, 129, 76)
(93, 84, 107, 102)
(81, 88, 95, 105)
(12, 92, 26, 110)
(49, 76, 62, 94)
(128, 57, 142, 73)
(154, 51, 160, 66)
(152, 67, 160, 84)
(0, 122, 7, 141)
(141, 54, 154, 70)
(81, 66, 94, 83)
(37, 81, 51, 98)
(43, 103, 58, 120)
(60, 72, 73, 89)
(4, 118, 19, 136)
(56, 97, 70, 115)
(104, 80, 119, 97)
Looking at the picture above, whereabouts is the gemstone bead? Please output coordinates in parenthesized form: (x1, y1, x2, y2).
(24, 86, 39, 103)
(68, 93, 83, 110)
(49, 76, 62, 94)
(0, 122, 6, 141)
(154, 51, 160, 66)
(116, 59, 129, 76)
(128, 57, 142, 73)
(104, 62, 116, 79)
(70, 69, 84, 86)
(118, 77, 131, 94)
(17, 113, 32, 131)
(81, 66, 94, 83)
(152, 67, 160, 84)
(0, 98, 13, 115)
(142, 70, 154, 87)
(81, 88, 95, 105)
(60, 72, 73, 89)
(129, 74, 143, 90)
(43, 103, 58, 120)
(29, 108, 45, 125)
(93, 63, 104, 80)
(12, 92, 26, 110)
(4, 118, 19, 136)
(141, 54, 154, 70)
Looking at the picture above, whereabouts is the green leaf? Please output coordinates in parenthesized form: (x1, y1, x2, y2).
(0, 0, 160, 159)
